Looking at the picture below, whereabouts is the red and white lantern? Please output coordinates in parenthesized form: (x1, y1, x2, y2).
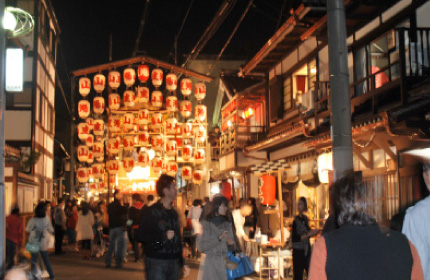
(86, 118, 94, 131)
(151, 112, 163, 128)
(181, 145, 193, 160)
(136, 86, 150, 104)
(93, 142, 104, 158)
(77, 145, 89, 162)
(138, 109, 149, 125)
(124, 113, 135, 130)
(151, 135, 163, 151)
(87, 167, 94, 179)
(166, 140, 177, 156)
(123, 157, 135, 173)
(195, 83, 206, 100)
(138, 150, 150, 167)
(166, 96, 178, 112)
(180, 100, 192, 118)
(78, 123, 90, 140)
(138, 132, 149, 146)
(162, 159, 168, 174)
(123, 67, 136, 87)
(166, 117, 178, 135)
(194, 148, 205, 164)
(78, 100, 90, 119)
(107, 160, 119, 174)
(182, 123, 193, 138)
(193, 170, 204, 185)
(138, 64, 149, 83)
(77, 167, 89, 183)
(79, 77, 91, 97)
(180, 78, 192, 96)
(93, 96, 105, 114)
(108, 115, 121, 133)
(86, 134, 94, 147)
(194, 125, 206, 142)
(151, 157, 163, 172)
(108, 93, 121, 110)
(166, 161, 178, 177)
(181, 166, 193, 180)
(108, 71, 121, 89)
(93, 119, 105, 136)
(124, 90, 136, 108)
(123, 136, 135, 151)
(151, 90, 163, 109)
(86, 151, 94, 164)
(195, 105, 207, 122)
(166, 74, 177, 91)
(89, 183, 97, 191)
(92, 163, 105, 179)
(151, 68, 163, 88)
(93, 74, 106, 93)
(108, 138, 120, 154)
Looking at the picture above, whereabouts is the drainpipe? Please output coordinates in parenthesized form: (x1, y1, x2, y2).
(327, 0, 353, 180)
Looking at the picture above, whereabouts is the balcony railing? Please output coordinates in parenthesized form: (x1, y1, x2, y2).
(220, 124, 266, 155)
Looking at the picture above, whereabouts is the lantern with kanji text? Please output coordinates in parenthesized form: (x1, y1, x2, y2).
(78, 100, 90, 119)
(77, 123, 90, 140)
(107, 160, 119, 175)
(123, 157, 135, 173)
(193, 170, 204, 185)
(181, 145, 192, 160)
(93, 142, 104, 158)
(86, 134, 94, 147)
(123, 68, 136, 87)
(108, 93, 121, 110)
(195, 105, 207, 122)
(151, 112, 163, 128)
(138, 150, 150, 167)
(194, 83, 206, 100)
(151, 91, 163, 109)
(77, 145, 89, 162)
(138, 109, 149, 125)
(136, 86, 150, 104)
(181, 166, 193, 180)
(108, 71, 121, 89)
(77, 167, 89, 183)
(123, 136, 135, 151)
(258, 175, 276, 206)
(124, 90, 136, 108)
(92, 163, 105, 179)
(151, 157, 162, 172)
(86, 150, 94, 164)
(93, 74, 106, 93)
(93, 119, 105, 136)
(166, 96, 178, 112)
(87, 167, 93, 178)
(166, 74, 177, 91)
(182, 123, 193, 138)
(194, 125, 206, 142)
(151, 135, 163, 151)
(138, 64, 149, 83)
(151, 68, 163, 88)
(108, 138, 120, 155)
(138, 132, 149, 146)
(166, 162, 178, 177)
(166, 140, 177, 157)
(180, 100, 192, 118)
(124, 113, 135, 130)
(161, 159, 168, 174)
(194, 148, 205, 164)
(108, 115, 121, 133)
(166, 117, 178, 135)
(86, 118, 94, 131)
(88, 183, 97, 191)
(93, 96, 105, 114)
(180, 78, 192, 96)
(79, 77, 91, 97)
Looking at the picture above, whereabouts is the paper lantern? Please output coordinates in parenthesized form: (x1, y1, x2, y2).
(85, 134, 94, 147)
(166, 73, 177, 91)
(77, 167, 89, 183)
(96, 155, 104, 162)
(98, 182, 106, 191)
(93, 119, 105, 136)
(108, 93, 121, 110)
(193, 170, 204, 185)
(123, 157, 135, 173)
(108, 115, 121, 133)
(78, 100, 90, 119)
(86, 118, 94, 132)
(318, 152, 333, 184)
(86, 150, 94, 164)
(151, 157, 162, 172)
(138, 109, 149, 125)
(180, 78, 192, 96)
(108, 71, 121, 89)
(108, 138, 120, 154)
(93, 142, 104, 158)
(181, 166, 193, 180)
(88, 183, 97, 191)
(182, 123, 193, 138)
(161, 159, 168, 174)
(166, 161, 178, 177)
(77, 123, 90, 140)
(181, 145, 193, 160)
(138, 150, 150, 167)
(93, 74, 106, 93)
(151, 135, 163, 151)
(151, 112, 163, 128)
(258, 175, 276, 205)
(87, 167, 93, 179)
(124, 67, 136, 87)
(124, 90, 136, 108)
(138, 64, 149, 83)
(166, 117, 178, 135)
(79, 77, 91, 97)
(151, 68, 163, 88)
(123, 136, 135, 151)
(194, 125, 206, 142)
(221, 181, 232, 201)
(166, 140, 177, 156)
(195, 83, 206, 100)
(180, 100, 192, 118)
(136, 86, 150, 104)
(194, 148, 205, 164)
(138, 132, 149, 146)
(124, 113, 135, 130)
(93, 96, 105, 114)
(109, 176, 116, 186)
(195, 105, 207, 122)
(107, 160, 119, 174)
(77, 145, 89, 162)
(166, 96, 178, 112)
(92, 163, 105, 179)
(151, 90, 163, 109)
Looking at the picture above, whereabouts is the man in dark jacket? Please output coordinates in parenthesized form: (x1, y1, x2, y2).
(54, 198, 66, 254)
(139, 174, 184, 280)
(128, 193, 144, 262)
(105, 190, 128, 268)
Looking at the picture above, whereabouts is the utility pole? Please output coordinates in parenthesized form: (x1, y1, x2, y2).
(0, 0, 6, 269)
(327, 0, 353, 180)
(69, 77, 76, 199)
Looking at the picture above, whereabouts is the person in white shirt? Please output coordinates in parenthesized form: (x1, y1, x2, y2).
(232, 204, 252, 251)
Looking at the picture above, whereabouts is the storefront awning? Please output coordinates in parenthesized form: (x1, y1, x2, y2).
(249, 159, 291, 174)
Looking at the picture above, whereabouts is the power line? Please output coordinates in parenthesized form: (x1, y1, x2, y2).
(132, 0, 151, 57)
(169, 0, 195, 65)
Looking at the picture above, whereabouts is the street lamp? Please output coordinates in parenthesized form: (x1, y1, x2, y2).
(3, 8, 17, 31)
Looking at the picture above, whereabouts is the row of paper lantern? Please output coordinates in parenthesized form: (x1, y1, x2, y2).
(78, 68, 206, 98)
(77, 164, 105, 183)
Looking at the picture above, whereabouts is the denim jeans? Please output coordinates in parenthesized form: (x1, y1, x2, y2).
(105, 227, 125, 266)
(31, 251, 54, 279)
(145, 257, 179, 280)
(6, 239, 16, 269)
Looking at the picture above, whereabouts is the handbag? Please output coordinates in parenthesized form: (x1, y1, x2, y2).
(226, 252, 254, 280)
(26, 227, 44, 253)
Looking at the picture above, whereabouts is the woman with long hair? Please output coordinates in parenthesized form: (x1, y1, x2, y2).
(76, 202, 94, 260)
(26, 203, 55, 280)
(197, 195, 235, 280)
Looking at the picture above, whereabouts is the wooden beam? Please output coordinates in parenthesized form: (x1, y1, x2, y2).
(374, 137, 397, 163)
(353, 149, 373, 169)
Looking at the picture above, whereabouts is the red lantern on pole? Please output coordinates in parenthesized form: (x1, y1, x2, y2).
(123, 157, 135, 173)
(108, 93, 121, 110)
(180, 100, 192, 118)
(151, 68, 163, 88)
(181, 145, 193, 160)
(107, 160, 119, 174)
(123, 136, 135, 151)
(166, 140, 177, 156)
(137, 86, 150, 104)
(138, 64, 149, 83)
(108, 71, 121, 89)
(93, 96, 105, 114)
(166, 74, 177, 91)
(93, 74, 106, 93)
(258, 175, 276, 205)
(151, 135, 163, 151)
(166, 161, 178, 177)
(108, 115, 120, 132)
(78, 100, 90, 119)
(123, 68, 136, 87)
(166, 117, 178, 135)
(138, 109, 149, 125)
(194, 148, 205, 164)
(195, 105, 207, 122)
(193, 170, 204, 185)
(221, 181, 232, 201)
(93, 119, 105, 136)
(194, 125, 206, 142)
(181, 166, 193, 180)
(138, 132, 149, 146)
(194, 83, 206, 100)
(77, 145, 89, 162)
(180, 78, 192, 96)
(124, 90, 136, 108)
(182, 123, 193, 138)
(93, 142, 104, 158)
(166, 96, 178, 112)
(77, 123, 90, 140)
(108, 138, 120, 155)
(79, 77, 91, 97)
(124, 113, 135, 130)
(77, 167, 89, 183)
(151, 112, 163, 128)
(151, 90, 163, 109)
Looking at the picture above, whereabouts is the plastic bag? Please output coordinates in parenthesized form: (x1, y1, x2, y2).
(226, 252, 254, 280)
